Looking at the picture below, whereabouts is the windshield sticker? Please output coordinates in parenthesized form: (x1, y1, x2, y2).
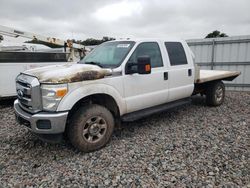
(117, 44, 130, 48)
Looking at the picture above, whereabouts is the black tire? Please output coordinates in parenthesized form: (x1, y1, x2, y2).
(206, 81, 225, 106)
(68, 104, 114, 152)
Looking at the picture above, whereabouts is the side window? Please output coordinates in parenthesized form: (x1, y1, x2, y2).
(165, 42, 188, 66)
(128, 42, 163, 68)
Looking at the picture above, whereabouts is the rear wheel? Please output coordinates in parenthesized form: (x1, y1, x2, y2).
(68, 104, 114, 152)
(206, 81, 225, 106)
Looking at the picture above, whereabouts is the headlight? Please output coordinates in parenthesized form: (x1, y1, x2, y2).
(41, 84, 68, 111)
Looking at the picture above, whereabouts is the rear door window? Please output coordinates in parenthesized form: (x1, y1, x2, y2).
(165, 42, 188, 66)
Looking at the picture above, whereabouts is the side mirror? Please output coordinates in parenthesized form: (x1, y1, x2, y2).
(137, 56, 151, 74)
(125, 56, 151, 75)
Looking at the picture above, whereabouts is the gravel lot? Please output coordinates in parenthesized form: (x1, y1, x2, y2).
(0, 91, 249, 187)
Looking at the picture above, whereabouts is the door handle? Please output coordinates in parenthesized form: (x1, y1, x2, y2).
(164, 72, 168, 80)
(188, 69, 192, 76)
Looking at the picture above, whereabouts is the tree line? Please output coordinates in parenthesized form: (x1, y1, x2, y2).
(0, 30, 228, 47)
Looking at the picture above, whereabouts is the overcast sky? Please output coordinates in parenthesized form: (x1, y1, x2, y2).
(0, 0, 249, 42)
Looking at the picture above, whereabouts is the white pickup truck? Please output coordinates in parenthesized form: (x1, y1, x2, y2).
(14, 39, 240, 152)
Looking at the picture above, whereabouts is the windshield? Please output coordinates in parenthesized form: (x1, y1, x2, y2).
(79, 41, 135, 68)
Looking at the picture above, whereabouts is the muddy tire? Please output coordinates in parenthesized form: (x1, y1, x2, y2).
(206, 81, 225, 106)
(68, 104, 114, 152)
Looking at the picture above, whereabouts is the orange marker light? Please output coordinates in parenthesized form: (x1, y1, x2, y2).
(145, 64, 151, 72)
(56, 88, 68, 97)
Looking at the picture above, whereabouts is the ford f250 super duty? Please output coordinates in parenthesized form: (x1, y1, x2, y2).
(14, 39, 240, 152)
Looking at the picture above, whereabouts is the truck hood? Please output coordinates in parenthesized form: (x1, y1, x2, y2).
(23, 63, 112, 84)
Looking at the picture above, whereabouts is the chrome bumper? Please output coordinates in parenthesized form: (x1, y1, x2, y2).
(14, 100, 68, 134)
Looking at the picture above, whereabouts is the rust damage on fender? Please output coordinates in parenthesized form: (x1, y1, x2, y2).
(41, 70, 109, 83)
(70, 70, 106, 82)
(24, 63, 112, 84)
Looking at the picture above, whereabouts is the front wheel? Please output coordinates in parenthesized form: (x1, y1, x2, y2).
(206, 81, 225, 106)
(68, 104, 114, 152)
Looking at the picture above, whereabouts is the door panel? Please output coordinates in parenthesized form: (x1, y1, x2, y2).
(123, 42, 169, 113)
(168, 67, 194, 102)
(123, 69, 168, 113)
(164, 42, 194, 102)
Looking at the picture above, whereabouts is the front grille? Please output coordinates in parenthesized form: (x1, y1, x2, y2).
(16, 74, 42, 113)
(16, 80, 32, 109)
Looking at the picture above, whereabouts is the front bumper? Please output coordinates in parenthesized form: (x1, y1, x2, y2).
(14, 100, 68, 134)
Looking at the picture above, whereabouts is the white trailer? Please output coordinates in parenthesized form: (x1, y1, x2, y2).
(0, 61, 67, 97)
(0, 25, 89, 98)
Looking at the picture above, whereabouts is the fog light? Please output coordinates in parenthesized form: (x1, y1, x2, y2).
(36, 120, 51, 129)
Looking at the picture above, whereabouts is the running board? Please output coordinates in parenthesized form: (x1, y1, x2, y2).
(121, 98, 191, 122)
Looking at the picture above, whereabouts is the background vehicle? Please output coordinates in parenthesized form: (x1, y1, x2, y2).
(14, 39, 240, 152)
(0, 25, 89, 98)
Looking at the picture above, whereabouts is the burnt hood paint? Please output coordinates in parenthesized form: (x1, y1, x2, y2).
(24, 63, 112, 84)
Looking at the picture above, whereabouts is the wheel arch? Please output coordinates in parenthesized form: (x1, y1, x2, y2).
(67, 93, 121, 121)
(57, 84, 126, 115)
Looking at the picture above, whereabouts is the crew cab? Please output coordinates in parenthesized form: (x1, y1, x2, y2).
(14, 39, 240, 152)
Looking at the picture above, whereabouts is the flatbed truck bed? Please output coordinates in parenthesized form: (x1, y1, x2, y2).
(195, 70, 241, 84)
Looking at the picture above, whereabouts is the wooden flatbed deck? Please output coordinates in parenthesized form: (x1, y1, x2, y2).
(195, 70, 241, 84)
